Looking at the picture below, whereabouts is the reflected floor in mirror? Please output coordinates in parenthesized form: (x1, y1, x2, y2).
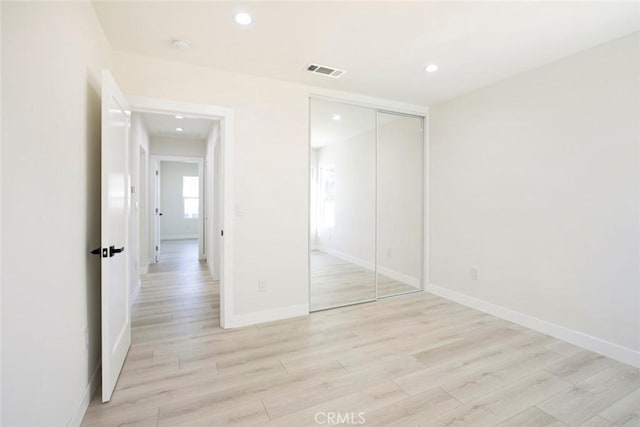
(310, 250, 417, 311)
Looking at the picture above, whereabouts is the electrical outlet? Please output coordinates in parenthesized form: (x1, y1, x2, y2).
(258, 280, 267, 292)
(471, 267, 479, 281)
(83, 328, 89, 351)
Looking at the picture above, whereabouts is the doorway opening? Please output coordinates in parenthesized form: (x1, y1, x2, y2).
(151, 156, 205, 272)
(126, 95, 235, 329)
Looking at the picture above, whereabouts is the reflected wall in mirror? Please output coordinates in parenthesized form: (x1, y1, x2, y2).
(377, 112, 423, 297)
(310, 99, 376, 311)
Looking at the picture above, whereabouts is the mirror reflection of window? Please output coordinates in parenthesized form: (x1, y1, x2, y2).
(182, 176, 199, 219)
(320, 165, 335, 228)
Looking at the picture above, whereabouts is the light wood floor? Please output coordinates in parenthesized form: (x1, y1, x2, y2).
(82, 241, 640, 427)
(310, 251, 418, 311)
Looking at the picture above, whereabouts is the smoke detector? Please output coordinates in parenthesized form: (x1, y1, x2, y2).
(307, 63, 346, 79)
(171, 39, 191, 51)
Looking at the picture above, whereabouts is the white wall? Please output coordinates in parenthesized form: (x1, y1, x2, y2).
(160, 161, 200, 239)
(139, 144, 150, 274)
(150, 136, 206, 158)
(1, 2, 110, 425)
(429, 32, 640, 365)
(315, 131, 376, 265)
(112, 51, 426, 322)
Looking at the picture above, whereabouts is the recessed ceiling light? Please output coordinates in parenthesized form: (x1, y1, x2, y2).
(175, 115, 184, 119)
(234, 12, 252, 25)
(176, 127, 183, 132)
(171, 39, 191, 51)
(332, 114, 341, 121)
(425, 64, 439, 73)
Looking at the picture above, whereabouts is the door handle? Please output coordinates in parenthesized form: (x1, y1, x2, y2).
(109, 246, 125, 257)
(91, 247, 109, 258)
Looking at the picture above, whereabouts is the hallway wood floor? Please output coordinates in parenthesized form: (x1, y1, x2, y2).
(82, 241, 640, 427)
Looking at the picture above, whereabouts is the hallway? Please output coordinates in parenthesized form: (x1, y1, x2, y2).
(81, 240, 640, 426)
(83, 239, 219, 425)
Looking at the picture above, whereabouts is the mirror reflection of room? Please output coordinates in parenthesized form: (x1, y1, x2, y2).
(309, 99, 424, 311)
(310, 100, 376, 311)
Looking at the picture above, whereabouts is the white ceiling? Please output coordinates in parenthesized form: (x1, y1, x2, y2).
(140, 112, 214, 140)
(94, 1, 640, 105)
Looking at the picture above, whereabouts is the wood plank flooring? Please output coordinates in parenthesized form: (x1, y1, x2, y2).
(82, 240, 640, 427)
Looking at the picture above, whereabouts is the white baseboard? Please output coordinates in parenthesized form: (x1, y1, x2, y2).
(67, 362, 101, 427)
(161, 234, 198, 240)
(131, 279, 141, 308)
(228, 304, 309, 328)
(426, 283, 640, 368)
(318, 247, 420, 288)
(319, 247, 375, 271)
(377, 266, 420, 288)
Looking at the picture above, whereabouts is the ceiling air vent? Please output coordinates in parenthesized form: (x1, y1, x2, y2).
(307, 63, 346, 79)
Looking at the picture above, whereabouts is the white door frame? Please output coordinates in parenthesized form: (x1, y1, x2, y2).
(152, 155, 205, 260)
(129, 96, 234, 329)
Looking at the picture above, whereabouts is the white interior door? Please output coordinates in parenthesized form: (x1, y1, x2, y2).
(101, 70, 131, 402)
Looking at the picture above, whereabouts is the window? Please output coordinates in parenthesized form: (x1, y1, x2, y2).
(320, 165, 335, 228)
(183, 176, 199, 219)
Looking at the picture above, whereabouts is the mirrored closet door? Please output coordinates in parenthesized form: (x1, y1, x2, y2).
(309, 98, 376, 311)
(376, 111, 423, 297)
(309, 98, 423, 311)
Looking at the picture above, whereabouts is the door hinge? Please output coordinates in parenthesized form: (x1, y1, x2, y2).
(221, 229, 224, 237)
(155, 170, 159, 176)
(155, 245, 158, 251)
(155, 208, 159, 214)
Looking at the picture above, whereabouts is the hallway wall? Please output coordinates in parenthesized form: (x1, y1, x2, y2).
(160, 161, 200, 239)
(1, 2, 111, 426)
(129, 113, 150, 294)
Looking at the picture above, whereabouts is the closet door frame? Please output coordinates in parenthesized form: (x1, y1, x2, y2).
(308, 95, 428, 312)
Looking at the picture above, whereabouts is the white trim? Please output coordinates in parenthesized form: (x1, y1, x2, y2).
(67, 362, 101, 427)
(161, 234, 198, 240)
(426, 283, 640, 368)
(227, 304, 309, 328)
(128, 96, 234, 329)
(423, 110, 430, 293)
(130, 279, 141, 308)
(309, 93, 427, 118)
(377, 266, 420, 288)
